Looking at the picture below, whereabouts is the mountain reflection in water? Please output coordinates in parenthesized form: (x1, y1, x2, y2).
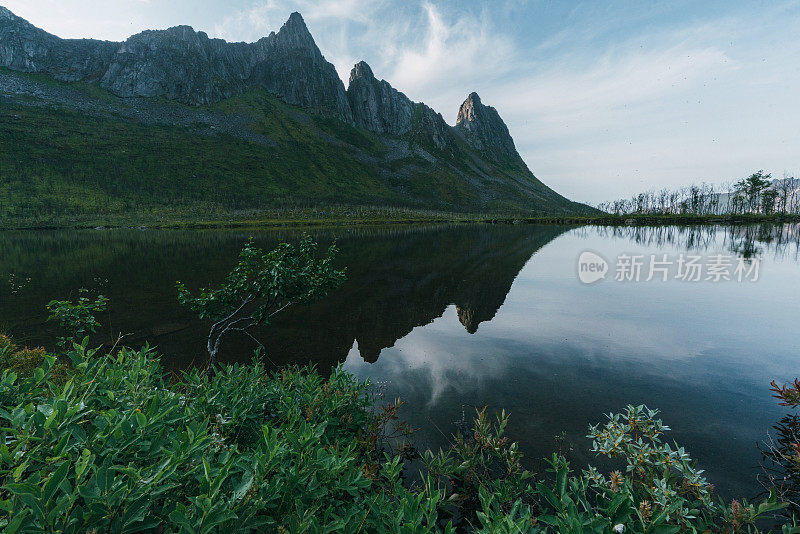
(0, 224, 567, 368)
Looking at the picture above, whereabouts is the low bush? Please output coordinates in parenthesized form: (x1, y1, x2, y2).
(0, 338, 787, 532)
(762, 378, 800, 521)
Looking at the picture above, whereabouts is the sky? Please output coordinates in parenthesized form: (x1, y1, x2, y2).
(4, 0, 799, 205)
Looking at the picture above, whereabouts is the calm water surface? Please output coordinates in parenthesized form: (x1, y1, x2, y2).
(2, 223, 799, 499)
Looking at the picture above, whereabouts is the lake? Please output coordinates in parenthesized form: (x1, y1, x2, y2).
(1, 223, 798, 500)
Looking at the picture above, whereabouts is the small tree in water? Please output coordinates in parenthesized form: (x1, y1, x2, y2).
(177, 236, 345, 368)
(47, 289, 109, 348)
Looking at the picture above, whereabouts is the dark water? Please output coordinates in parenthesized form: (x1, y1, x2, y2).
(2, 223, 799, 500)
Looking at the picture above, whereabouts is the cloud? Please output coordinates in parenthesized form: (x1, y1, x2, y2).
(471, 10, 800, 203)
(384, 3, 515, 105)
(210, 0, 384, 41)
(2, 0, 153, 40)
(343, 306, 523, 406)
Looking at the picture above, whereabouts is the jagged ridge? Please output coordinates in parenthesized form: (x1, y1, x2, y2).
(0, 8, 351, 119)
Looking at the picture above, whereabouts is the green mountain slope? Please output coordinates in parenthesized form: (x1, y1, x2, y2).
(0, 71, 594, 224)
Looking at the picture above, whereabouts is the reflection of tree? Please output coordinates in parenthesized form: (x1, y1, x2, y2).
(586, 223, 800, 261)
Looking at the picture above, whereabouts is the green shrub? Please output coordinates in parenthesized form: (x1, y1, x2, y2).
(46, 289, 108, 348)
(177, 237, 345, 366)
(0, 341, 452, 532)
(762, 378, 800, 522)
(0, 341, 787, 532)
(0, 335, 69, 384)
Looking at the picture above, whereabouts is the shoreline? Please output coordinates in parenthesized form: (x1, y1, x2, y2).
(3, 211, 799, 231)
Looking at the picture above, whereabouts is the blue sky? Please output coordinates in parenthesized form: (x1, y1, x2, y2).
(4, 0, 799, 204)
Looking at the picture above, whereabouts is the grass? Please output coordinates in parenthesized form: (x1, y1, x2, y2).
(0, 102, 404, 220)
(4, 205, 797, 231)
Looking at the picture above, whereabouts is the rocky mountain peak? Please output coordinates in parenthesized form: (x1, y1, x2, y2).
(285, 12, 308, 30)
(457, 92, 482, 123)
(347, 60, 416, 137)
(164, 25, 202, 38)
(0, 5, 33, 29)
(346, 60, 455, 150)
(455, 92, 519, 160)
(274, 11, 314, 48)
(349, 60, 374, 84)
(256, 12, 353, 122)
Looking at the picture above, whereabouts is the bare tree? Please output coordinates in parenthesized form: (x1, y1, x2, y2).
(597, 171, 798, 217)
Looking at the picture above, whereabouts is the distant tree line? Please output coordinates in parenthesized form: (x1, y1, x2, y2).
(598, 171, 800, 216)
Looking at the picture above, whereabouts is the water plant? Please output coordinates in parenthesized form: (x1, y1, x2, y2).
(46, 289, 108, 348)
(176, 236, 346, 367)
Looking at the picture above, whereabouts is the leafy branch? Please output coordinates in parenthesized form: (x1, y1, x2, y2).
(177, 236, 346, 368)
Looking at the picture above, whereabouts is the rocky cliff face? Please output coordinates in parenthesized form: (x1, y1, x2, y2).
(247, 13, 352, 122)
(100, 26, 250, 104)
(0, 9, 352, 120)
(0, 6, 116, 81)
(347, 60, 453, 151)
(455, 92, 520, 161)
(1, 7, 514, 151)
(347, 61, 413, 135)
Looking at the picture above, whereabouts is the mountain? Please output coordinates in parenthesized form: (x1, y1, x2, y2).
(0, 7, 351, 117)
(0, 7, 595, 221)
(456, 92, 520, 163)
(347, 60, 454, 152)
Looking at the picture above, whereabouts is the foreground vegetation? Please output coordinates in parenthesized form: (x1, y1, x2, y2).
(0, 335, 788, 532)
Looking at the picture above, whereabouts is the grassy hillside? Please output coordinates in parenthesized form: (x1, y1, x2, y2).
(0, 72, 594, 226)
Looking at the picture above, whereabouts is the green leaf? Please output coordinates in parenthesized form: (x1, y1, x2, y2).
(43, 461, 70, 503)
(11, 460, 28, 482)
(232, 471, 255, 502)
(3, 508, 30, 534)
(121, 495, 150, 529)
(15, 493, 46, 524)
(75, 448, 92, 482)
(556, 463, 568, 499)
(135, 410, 147, 428)
(606, 492, 629, 521)
(203, 458, 212, 485)
(536, 483, 562, 512)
